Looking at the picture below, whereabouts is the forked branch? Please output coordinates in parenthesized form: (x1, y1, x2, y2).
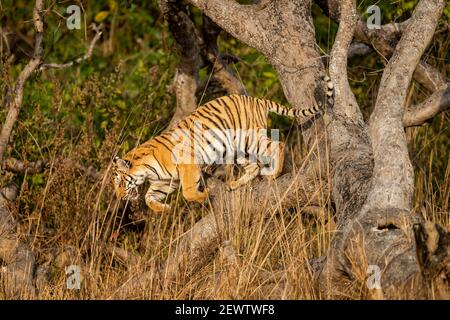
(328, 0, 359, 117)
(186, 0, 261, 51)
(316, 0, 449, 92)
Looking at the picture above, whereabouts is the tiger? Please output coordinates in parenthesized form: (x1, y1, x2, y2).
(113, 84, 332, 212)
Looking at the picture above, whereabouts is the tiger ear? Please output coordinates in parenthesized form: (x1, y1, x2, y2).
(113, 156, 131, 171)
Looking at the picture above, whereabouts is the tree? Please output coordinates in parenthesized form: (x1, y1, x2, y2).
(0, 0, 101, 296)
(145, 0, 450, 299)
(0, 0, 448, 299)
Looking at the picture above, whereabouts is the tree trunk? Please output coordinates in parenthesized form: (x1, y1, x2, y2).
(156, 0, 450, 299)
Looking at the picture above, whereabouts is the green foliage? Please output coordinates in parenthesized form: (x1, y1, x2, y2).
(0, 0, 448, 190)
(0, 0, 447, 180)
(0, 0, 448, 299)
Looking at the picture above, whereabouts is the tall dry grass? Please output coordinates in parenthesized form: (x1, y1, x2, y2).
(0, 0, 448, 300)
(1, 108, 448, 299)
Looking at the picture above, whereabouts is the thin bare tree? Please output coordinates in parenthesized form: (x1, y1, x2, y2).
(0, 0, 101, 296)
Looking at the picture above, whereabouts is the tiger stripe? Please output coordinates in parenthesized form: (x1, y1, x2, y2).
(112, 88, 333, 212)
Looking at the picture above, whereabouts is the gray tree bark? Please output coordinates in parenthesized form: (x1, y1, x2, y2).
(117, 2, 332, 297)
(144, 0, 450, 299)
(318, 0, 448, 299)
(117, 0, 334, 296)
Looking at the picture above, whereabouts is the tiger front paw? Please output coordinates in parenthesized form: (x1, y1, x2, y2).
(146, 199, 171, 213)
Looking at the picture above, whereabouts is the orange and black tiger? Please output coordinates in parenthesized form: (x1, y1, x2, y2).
(113, 88, 331, 212)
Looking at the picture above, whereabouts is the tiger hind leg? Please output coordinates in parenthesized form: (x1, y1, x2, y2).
(178, 163, 208, 203)
(259, 139, 285, 179)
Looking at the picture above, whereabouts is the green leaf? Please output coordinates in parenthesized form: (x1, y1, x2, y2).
(95, 11, 109, 23)
(262, 71, 277, 79)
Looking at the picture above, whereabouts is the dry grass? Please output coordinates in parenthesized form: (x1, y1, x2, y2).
(1, 109, 448, 299)
(0, 0, 448, 300)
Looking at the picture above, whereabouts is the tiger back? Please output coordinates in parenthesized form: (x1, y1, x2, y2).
(113, 94, 323, 212)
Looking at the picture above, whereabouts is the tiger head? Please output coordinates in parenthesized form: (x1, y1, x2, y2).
(112, 156, 140, 201)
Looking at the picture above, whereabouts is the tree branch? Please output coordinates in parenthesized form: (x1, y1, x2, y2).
(347, 42, 371, 60)
(1, 157, 101, 181)
(355, 18, 448, 92)
(316, 0, 449, 92)
(0, 1, 101, 162)
(328, 0, 360, 119)
(2, 157, 48, 174)
(0, 0, 44, 162)
(159, 0, 201, 128)
(200, 16, 247, 95)
(403, 86, 450, 127)
(39, 24, 102, 71)
(413, 61, 449, 92)
(367, 0, 446, 211)
(186, 0, 262, 51)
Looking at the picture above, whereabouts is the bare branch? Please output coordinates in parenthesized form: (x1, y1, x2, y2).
(0, 26, 12, 55)
(186, 0, 261, 51)
(39, 24, 103, 71)
(354, 20, 406, 58)
(413, 61, 449, 92)
(0, 0, 44, 162)
(347, 42, 371, 60)
(403, 86, 450, 127)
(355, 18, 448, 92)
(1, 157, 101, 181)
(321, 42, 372, 68)
(316, 0, 449, 92)
(200, 17, 247, 95)
(159, 1, 201, 128)
(32, 0, 44, 57)
(367, 0, 446, 210)
(0, 2, 101, 162)
(328, 0, 360, 118)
